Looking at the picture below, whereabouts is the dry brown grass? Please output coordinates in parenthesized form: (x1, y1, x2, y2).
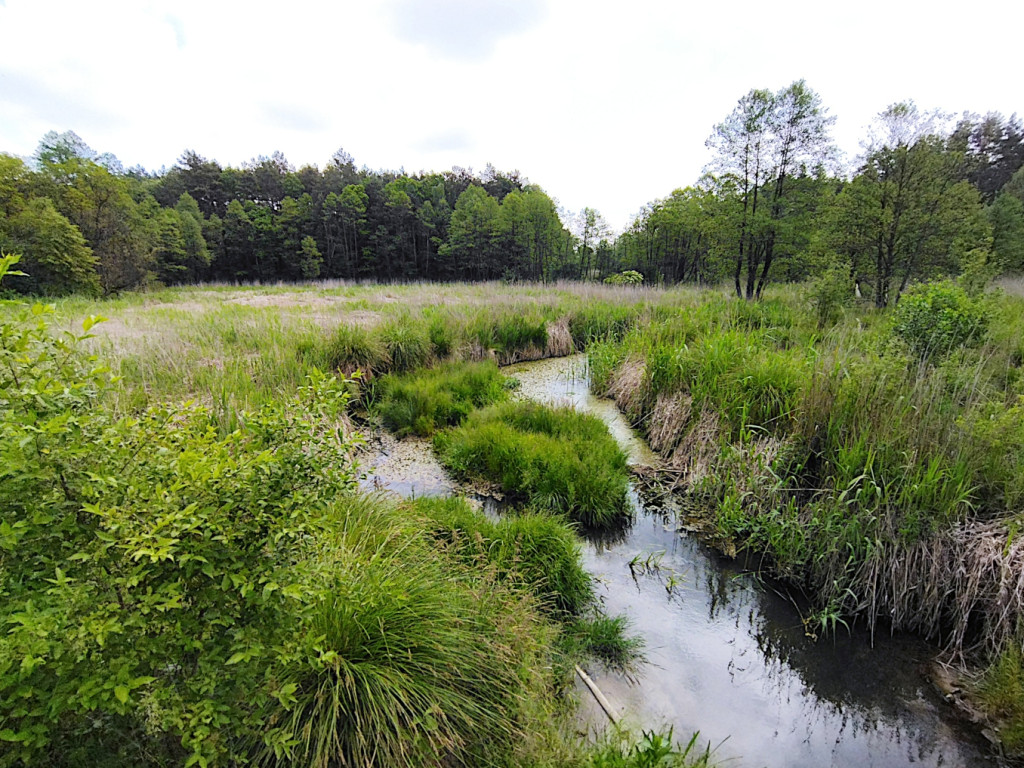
(607, 356, 646, 419)
(646, 392, 692, 453)
(544, 316, 573, 358)
(668, 406, 721, 488)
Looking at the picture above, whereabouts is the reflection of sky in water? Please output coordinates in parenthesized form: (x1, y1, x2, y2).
(364, 354, 993, 767)
(515, 355, 992, 768)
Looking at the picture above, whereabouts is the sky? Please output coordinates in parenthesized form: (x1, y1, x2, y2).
(1, 0, 1021, 231)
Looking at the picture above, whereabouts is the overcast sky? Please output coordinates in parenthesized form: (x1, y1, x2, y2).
(1, 0, 1021, 231)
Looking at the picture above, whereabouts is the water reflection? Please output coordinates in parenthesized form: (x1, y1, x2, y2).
(523, 355, 992, 768)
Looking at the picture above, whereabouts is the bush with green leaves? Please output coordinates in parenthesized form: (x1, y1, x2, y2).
(0, 247, 362, 764)
(603, 270, 644, 286)
(892, 279, 990, 361)
(803, 262, 853, 330)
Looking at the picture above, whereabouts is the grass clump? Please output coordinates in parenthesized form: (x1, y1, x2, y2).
(378, 315, 432, 372)
(977, 646, 1024, 753)
(569, 303, 642, 349)
(301, 322, 388, 377)
(372, 360, 509, 437)
(559, 614, 646, 677)
(410, 496, 595, 616)
(259, 496, 554, 768)
(434, 401, 631, 528)
(582, 729, 712, 768)
(471, 311, 549, 364)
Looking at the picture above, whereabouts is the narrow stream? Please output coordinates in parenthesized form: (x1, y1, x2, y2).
(365, 354, 995, 768)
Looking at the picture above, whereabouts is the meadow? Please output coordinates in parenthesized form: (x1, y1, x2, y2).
(5, 268, 1024, 762)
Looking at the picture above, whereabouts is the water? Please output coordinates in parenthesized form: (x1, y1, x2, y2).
(366, 354, 995, 767)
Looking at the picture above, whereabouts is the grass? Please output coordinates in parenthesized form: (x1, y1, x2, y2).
(371, 360, 510, 437)
(301, 322, 388, 378)
(434, 401, 631, 528)
(259, 495, 556, 768)
(14, 275, 1024, 759)
(977, 646, 1024, 753)
(410, 496, 595, 616)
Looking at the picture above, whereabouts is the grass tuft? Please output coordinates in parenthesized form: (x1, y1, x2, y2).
(434, 402, 631, 528)
(372, 360, 508, 437)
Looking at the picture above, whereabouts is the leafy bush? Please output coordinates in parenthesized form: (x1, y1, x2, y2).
(373, 360, 508, 437)
(803, 262, 853, 330)
(434, 402, 630, 527)
(892, 280, 990, 361)
(603, 270, 644, 286)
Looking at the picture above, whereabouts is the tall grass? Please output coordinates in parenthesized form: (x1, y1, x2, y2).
(434, 402, 631, 528)
(411, 496, 594, 616)
(584, 281, 1024, 669)
(257, 494, 556, 768)
(371, 360, 509, 437)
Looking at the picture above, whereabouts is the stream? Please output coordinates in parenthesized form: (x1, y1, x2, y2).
(363, 354, 995, 768)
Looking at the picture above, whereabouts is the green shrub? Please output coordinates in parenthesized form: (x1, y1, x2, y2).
(373, 360, 508, 437)
(0, 261, 362, 765)
(434, 402, 630, 527)
(803, 262, 853, 330)
(603, 270, 644, 286)
(892, 280, 990, 361)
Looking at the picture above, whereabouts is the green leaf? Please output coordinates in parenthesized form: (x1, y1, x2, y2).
(114, 685, 129, 704)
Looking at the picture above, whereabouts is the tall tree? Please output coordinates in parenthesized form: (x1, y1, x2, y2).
(707, 80, 836, 299)
(438, 186, 499, 279)
(828, 102, 991, 307)
(1, 197, 99, 295)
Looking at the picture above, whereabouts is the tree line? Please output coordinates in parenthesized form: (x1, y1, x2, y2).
(1, 83, 1022, 301)
(616, 83, 1024, 306)
(0, 137, 584, 295)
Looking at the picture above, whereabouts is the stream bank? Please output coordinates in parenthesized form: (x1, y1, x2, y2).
(362, 354, 996, 767)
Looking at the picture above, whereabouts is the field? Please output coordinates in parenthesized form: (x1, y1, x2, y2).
(5, 271, 1024, 763)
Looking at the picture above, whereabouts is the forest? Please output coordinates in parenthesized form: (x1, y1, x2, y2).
(1, 82, 1022, 297)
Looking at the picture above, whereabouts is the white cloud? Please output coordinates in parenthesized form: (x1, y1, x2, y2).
(1, 0, 1021, 231)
